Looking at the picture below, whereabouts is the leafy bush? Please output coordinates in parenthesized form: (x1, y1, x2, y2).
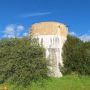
(0, 38, 48, 86)
(72, 42, 90, 75)
(62, 35, 90, 75)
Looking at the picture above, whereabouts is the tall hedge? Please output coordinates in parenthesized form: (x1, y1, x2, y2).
(0, 38, 48, 86)
(62, 35, 90, 75)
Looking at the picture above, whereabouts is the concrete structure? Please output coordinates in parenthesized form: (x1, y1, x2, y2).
(30, 22, 68, 77)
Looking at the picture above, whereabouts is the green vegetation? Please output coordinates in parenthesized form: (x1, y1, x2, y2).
(0, 75, 90, 90)
(0, 38, 48, 86)
(0, 36, 90, 89)
(62, 35, 90, 75)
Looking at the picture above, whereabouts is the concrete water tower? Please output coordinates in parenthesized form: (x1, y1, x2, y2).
(30, 22, 68, 77)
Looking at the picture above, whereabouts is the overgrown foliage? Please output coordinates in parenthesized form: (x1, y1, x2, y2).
(62, 35, 90, 75)
(0, 38, 48, 86)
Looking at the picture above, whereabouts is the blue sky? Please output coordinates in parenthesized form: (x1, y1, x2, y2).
(0, 0, 90, 41)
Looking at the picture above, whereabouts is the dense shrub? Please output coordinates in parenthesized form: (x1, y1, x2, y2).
(62, 35, 90, 75)
(0, 38, 48, 86)
(72, 42, 90, 75)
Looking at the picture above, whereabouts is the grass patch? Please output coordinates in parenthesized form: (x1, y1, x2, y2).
(0, 75, 90, 90)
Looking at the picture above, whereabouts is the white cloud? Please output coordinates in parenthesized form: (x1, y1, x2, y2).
(3, 24, 25, 38)
(4, 25, 15, 38)
(69, 31, 90, 42)
(21, 12, 51, 18)
(79, 34, 90, 42)
(23, 32, 28, 37)
(69, 32, 77, 36)
(17, 25, 24, 32)
(5, 25, 14, 33)
(16, 25, 24, 37)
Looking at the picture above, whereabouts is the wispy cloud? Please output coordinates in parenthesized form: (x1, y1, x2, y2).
(21, 12, 51, 18)
(23, 32, 28, 37)
(69, 31, 90, 42)
(79, 34, 90, 42)
(3, 24, 25, 38)
(69, 32, 77, 36)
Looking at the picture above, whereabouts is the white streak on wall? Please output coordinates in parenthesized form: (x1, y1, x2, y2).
(34, 35, 67, 77)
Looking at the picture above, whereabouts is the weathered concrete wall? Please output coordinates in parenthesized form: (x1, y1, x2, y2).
(30, 22, 68, 77)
